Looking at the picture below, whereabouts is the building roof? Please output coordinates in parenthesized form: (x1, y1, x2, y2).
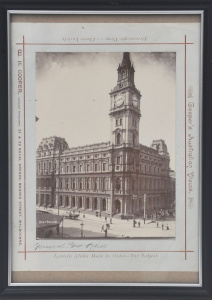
(36, 210, 63, 229)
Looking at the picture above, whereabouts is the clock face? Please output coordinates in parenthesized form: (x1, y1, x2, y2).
(132, 94, 138, 107)
(115, 93, 124, 107)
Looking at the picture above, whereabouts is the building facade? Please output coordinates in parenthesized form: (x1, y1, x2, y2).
(36, 52, 175, 215)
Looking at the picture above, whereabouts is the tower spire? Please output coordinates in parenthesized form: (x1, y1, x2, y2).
(117, 52, 135, 85)
(120, 52, 132, 67)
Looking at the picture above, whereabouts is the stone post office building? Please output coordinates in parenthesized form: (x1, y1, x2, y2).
(36, 52, 175, 215)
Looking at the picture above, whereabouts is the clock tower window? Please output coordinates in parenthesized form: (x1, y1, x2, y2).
(116, 133, 121, 145)
(133, 134, 136, 146)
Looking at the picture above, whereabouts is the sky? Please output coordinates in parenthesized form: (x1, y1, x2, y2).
(36, 52, 176, 170)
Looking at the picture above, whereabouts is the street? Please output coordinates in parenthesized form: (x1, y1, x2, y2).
(37, 207, 175, 239)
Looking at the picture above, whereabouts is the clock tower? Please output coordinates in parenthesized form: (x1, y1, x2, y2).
(109, 52, 141, 147)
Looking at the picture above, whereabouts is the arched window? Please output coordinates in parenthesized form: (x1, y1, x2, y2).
(59, 196, 62, 206)
(60, 180, 63, 189)
(102, 178, 105, 190)
(79, 179, 83, 190)
(94, 178, 98, 190)
(73, 179, 75, 190)
(66, 165, 69, 173)
(133, 134, 136, 146)
(86, 179, 90, 190)
(72, 196, 75, 207)
(79, 197, 82, 208)
(117, 133, 121, 145)
(116, 177, 121, 190)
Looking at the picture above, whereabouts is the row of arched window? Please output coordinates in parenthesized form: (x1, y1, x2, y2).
(59, 177, 109, 191)
(37, 161, 109, 173)
(140, 164, 160, 174)
(37, 176, 170, 193)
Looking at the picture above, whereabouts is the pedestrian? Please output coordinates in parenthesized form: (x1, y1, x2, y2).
(101, 225, 104, 232)
(162, 223, 164, 230)
(100, 213, 101, 218)
(138, 221, 140, 228)
(167, 224, 169, 230)
(105, 215, 107, 221)
(83, 213, 85, 218)
(104, 228, 107, 238)
(157, 221, 159, 228)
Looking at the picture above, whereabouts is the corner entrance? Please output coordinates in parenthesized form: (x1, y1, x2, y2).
(115, 199, 121, 213)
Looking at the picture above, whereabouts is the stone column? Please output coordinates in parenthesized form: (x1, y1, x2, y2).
(108, 198, 112, 214)
(38, 191, 41, 206)
(75, 196, 79, 209)
(98, 197, 103, 211)
(55, 194, 58, 206)
(82, 196, 85, 210)
(43, 194, 47, 206)
(121, 199, 124, 214)
(89, 197, 93, 211)
(124, 199, 127, 215)
(69, 196, 72, 208)
(62, 195, 66, 207)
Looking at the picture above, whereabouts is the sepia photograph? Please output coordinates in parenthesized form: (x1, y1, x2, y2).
(35, 51, 176, 239)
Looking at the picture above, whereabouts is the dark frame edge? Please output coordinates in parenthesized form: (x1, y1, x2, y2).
(0, 0, 9, 299)
(0, 1, 212, 299)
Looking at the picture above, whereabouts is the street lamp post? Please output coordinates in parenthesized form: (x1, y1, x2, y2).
(62, 217, 64, 238)
(110, 179, 113, 224)
(144, 194, 146, 224)
(132, 194, 137, 227)
(80, 221, 84, 238)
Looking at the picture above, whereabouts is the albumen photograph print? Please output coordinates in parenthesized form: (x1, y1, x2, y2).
(36, 52, 176, 239)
